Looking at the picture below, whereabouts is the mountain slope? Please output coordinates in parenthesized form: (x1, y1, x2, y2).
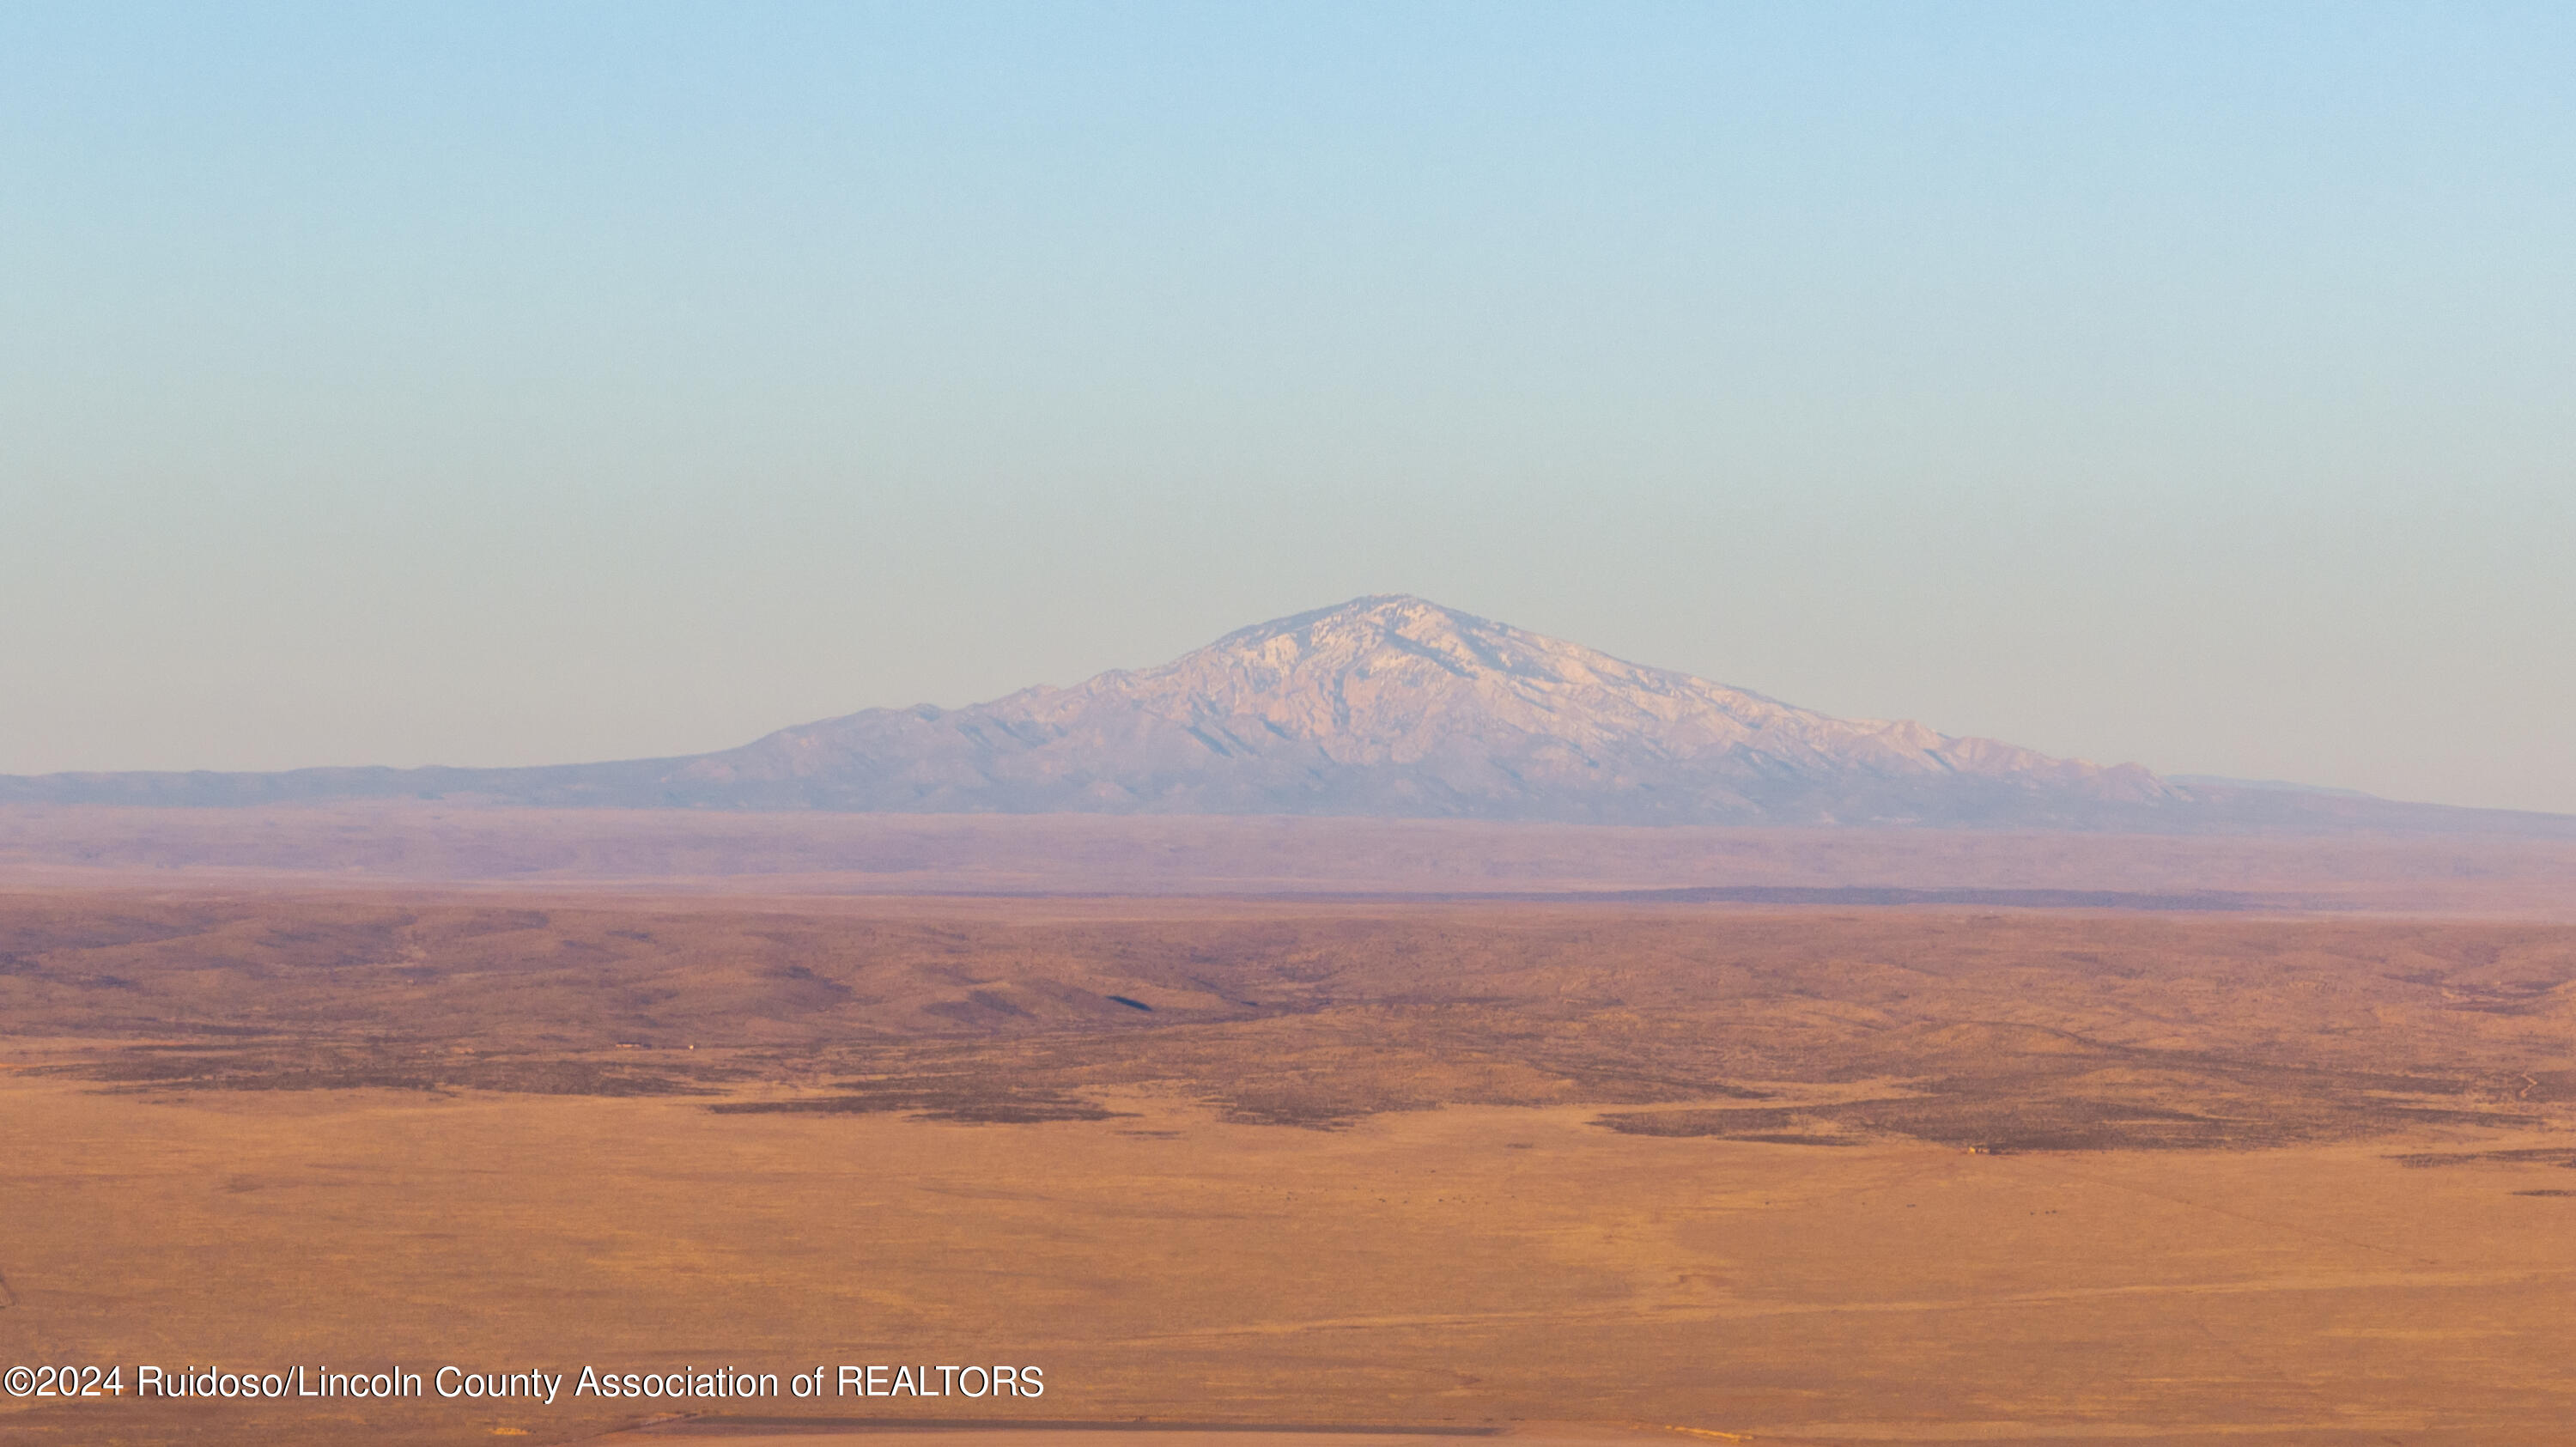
(650, 595, 2178, 824)
(6, 595, 2568, 834)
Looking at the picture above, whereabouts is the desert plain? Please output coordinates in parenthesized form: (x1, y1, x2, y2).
(2, 816, 2573, 1446)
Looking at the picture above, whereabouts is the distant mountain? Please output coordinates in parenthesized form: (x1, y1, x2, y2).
(7, 595, 2569, 834)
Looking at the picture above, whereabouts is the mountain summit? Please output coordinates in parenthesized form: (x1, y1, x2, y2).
(660, 593, 2178, 824)
(8, 593, 2566, 833)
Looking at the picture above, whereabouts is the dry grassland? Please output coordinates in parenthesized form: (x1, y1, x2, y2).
(3, 890, 2572, 1444)
(5, 807, 2575, 915)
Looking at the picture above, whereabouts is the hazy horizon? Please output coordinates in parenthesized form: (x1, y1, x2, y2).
(6, 4, 2571, 812)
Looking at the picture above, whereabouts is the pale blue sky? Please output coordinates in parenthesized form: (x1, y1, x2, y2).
(3, 3, 2570, 812)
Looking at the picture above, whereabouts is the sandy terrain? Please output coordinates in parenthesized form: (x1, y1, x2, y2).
(4, 1076, 2572, 1444)
(600, 1426, 1698, 1445)
(593, 1420, 1647, 1444)
(3, 888, 2571, 1444)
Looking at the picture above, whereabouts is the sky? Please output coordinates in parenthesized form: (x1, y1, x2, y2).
(3, 3, 2571, 813)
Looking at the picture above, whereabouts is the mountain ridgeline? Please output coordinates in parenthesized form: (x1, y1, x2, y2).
(8, 596, 2566, 834)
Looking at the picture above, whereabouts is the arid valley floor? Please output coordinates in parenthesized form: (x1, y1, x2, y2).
(3, 824, 2573, 1444)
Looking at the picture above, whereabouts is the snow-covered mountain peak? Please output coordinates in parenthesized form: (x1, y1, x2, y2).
(3, 595, 2242, 826)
